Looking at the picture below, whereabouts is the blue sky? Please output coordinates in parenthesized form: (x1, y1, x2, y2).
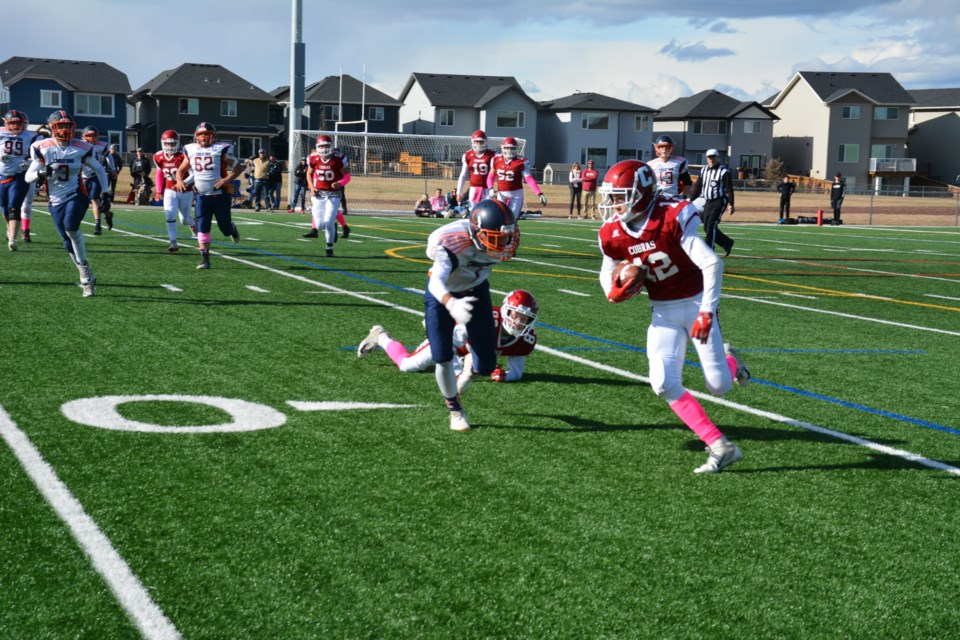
(8, 0, 958, 109)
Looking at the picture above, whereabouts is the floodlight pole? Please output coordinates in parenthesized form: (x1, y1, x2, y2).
(288, 0, 305, 207)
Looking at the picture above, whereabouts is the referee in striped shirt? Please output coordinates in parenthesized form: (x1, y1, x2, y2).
(690, 149, 735, 256)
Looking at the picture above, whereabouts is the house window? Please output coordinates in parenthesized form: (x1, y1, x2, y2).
(838, 144, 860, 163)
(41, 90, 62, 109)
(874, 107, 899, 120)
(618, 148, 640, 161)
(323, 105, 340, 122)
(368, 106, 384, 121)
(221, 100, 237, 117)
(75, 94, 114, 117)
(581, 147, 607, 168)
(743, 120, 761, 134)
(871, 144, 896, 159)
(581, 113, 609, 130)
(634, 115, 651, 132)
(439, 109, 454, 127)
(107, 131, 121, 150)
(497, 110, 525, 128)
(178, 98, 199, 115)
(237, 137, 259, 159)
(841, 106, 860, 119)
(692, 120, 727, 135)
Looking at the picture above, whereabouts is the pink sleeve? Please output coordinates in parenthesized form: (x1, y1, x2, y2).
(524, 174, 542, 196)
(486, 168, 495, 190)
(338, 173, 351, 186)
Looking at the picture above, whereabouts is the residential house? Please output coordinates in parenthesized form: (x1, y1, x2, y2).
(129, 63, 277, 159)
(272, 74, 402, 135)
(398, 73, 540, 165)
(907, 88, 960, 184)
(0, 56, 130, 150)
(536, 92, 658, 172)
(654, 89, 778, 176)
(767, 71, 916, 190)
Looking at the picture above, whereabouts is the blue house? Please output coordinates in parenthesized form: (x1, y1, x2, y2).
(0, 56, 131, 151)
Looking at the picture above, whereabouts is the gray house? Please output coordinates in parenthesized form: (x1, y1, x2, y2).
(272, 74, 402, 134)
(767, 71, 916, 190)
(0, 56, 130, 151)
(398, 73, 539, 164)
(655, 89, 778, 175)
(129, 63, 278, 159)
(536, 92, 659, 170)
(907, 88, 960, 184)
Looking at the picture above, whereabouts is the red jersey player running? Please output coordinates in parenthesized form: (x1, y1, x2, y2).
(153, 130, 196, 252)
(596, 160, 750, 474)
(307, 135, 350, 257)
(487, 137, 546, 220)
(456, 130, 494, 210)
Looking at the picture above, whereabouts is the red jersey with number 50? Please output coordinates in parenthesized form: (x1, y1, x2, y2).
(308, 152, 346, 191)
(154, 150, 187, 192)
(598, 198, 704, 301)
(462, 149, 494, 187)
(491, 155, 532, 191)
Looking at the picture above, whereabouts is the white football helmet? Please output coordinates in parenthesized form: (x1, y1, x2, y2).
(501, 137, 517, 161)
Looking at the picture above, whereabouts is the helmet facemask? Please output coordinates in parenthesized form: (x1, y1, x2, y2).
(502, 294, 538, 337)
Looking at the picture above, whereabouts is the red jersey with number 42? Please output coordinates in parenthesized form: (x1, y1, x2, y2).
(308, 152, 346, 191)
(462, 149, 494, 187)
(154, 150, 187, 192)
(598, 199, 704, 301)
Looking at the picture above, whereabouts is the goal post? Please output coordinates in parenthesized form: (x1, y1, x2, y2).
(291, 130, 524, 214)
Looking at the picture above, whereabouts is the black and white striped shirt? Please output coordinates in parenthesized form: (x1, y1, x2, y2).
(698, 163, 733, 204)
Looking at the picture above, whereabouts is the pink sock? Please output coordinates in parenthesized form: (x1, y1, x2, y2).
(197, 231, 212, 244)
(669, 391, 723, 445)
(22, 219, 30, 230)
(311, 220, 317, 230)
(385, 340, 409, 368)
(336, 211, 346, 226)
(726, 355, 737, 381)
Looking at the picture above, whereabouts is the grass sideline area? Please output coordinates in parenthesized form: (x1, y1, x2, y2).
(1, 206, 959, 638)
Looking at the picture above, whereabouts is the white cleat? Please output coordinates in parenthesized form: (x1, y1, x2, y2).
(456, 352, 475, 395)
(449, 410, 471, 433)
(694, 440, 743, 474)
(81, 274, 97, 298)
(357, 325, 385, 358)
(724, 343, 751, 386)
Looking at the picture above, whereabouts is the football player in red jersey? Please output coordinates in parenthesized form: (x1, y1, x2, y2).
(456, 130, 495, 210)
(487, 137, 547, 220)
(153, 130, 196, 252)
(357, 289, 538, 388)
(307, 135, 350, 257)
(597, 160, 750, 473)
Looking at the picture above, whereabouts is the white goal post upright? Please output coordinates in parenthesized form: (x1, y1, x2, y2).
(292, 130, 523, 214)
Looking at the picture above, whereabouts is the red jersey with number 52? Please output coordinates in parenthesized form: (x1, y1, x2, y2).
(462, 149, 494, 187)
(154, 150, 187, 192)
(491, 155, 531, 191)
(308, 152, 346, 191)
(598, 199, 704, 301)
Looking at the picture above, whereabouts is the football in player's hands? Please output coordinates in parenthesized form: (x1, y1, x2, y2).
(614, 260, 642, 287)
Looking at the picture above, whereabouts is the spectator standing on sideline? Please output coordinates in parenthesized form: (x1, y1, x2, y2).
(689, 149, 735, 256)
(251, 149, 269, 211)
(830, 172, 845, 224)
(104, 144, 122, 197)
(568, 162, 582, 219)
(647, 134, 691, 198)
(777, 175, 796, 222)
(581, 159, 599, 219)
(288, 157, 308, 212)
(267, 154, 283, 211)
(129, 148, 152, 201)
(488, 137, 546, 220)
(596, 160, 750, 473)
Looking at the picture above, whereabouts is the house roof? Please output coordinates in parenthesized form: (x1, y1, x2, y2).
(656, 89, 776, 121)
(399, 73, 535, 108)
(1, 56, 130, 94)
(272, 74, 400, 106)
(770, 71, 916, 107)
(129, 63, 274, 102)
(539, 92, 657, 113)
(908, 88, 960, 109)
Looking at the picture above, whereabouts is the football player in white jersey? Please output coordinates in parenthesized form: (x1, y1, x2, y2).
(646, 134, 691, 198)
(80, 126, 111, 235)
(419, 199, 520, 432)
(0, 110, 38, 250)
(25, 111, 109, 297)
(176, 122, 244, 270)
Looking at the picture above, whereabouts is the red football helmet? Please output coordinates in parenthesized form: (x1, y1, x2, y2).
(3, 110, 27, 135)
(471, 130, 487, 154)
(316, 135, 333, 159)
(501, 137, 517, 161)
(161, 130, 180, 155)
(469, 199, 519, 261)
(501, 289, 538, 337)
(194, 122, 216, 147)
(598, 160, 658, 224)
(47, 110, 76, 143)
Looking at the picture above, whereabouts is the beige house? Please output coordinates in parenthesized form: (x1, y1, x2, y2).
(767, 71, 916, 191)
(907, 88, 960, 184)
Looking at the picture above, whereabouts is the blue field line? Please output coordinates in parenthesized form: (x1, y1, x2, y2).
(115, 221, 957, 437)
(739, 348, 927, 355)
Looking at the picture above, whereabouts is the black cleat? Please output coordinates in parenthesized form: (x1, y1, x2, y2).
(230, 224, 240, 243)
(302, 229, 318, 238)
(342, 224, 351, 239)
